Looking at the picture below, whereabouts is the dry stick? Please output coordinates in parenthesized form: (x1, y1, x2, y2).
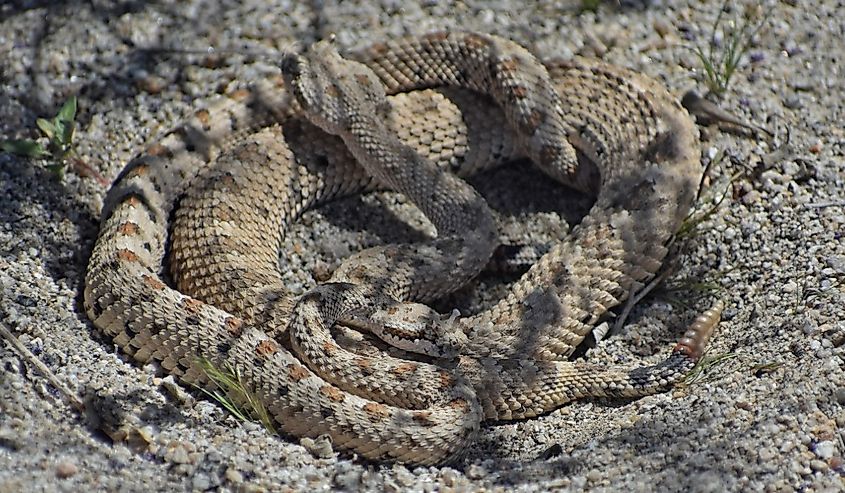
(0, 321, 85, 412)
(804, 201, 845, 209)
(681, 90, 773, 138)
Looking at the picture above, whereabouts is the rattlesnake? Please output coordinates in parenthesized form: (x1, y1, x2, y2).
(84, 32, 715, 465)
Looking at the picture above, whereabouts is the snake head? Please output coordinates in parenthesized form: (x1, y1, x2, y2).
(361, 303, 468, 360)
(280, 39, 391, 138)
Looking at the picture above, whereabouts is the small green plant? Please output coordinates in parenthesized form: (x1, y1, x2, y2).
(675, 152, 740, 242)
(675, 187, 727, 240)
(658, 280, 724, 311)
(195, 357, 277, 434)
(1, 96, 78, 178)
(684, 351, 736, 385)
(2, 95, 108, 184)
(692, 1, 767, 97)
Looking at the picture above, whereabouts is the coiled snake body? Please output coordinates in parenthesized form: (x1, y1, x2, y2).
(85, 32, 715, 465)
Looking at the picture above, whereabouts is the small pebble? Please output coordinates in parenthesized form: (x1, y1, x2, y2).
(390, 466, 413, 487)
(300, 434, 334, 459)
(814, 441, 836, 460)
(826, 255, 845, 274)
(809, 459, 829, 472)
(736, 401, 753, 411)
(741, 190, 761, 205)
(465, 464, 486, 480)
(225, 468, 244, 484)
(653, 19, 671, 37)
(55, 461, 78, 479)
(440, 468, 458, 487)
(758, 447, 776, 462)
(781, 161, 801, 177)
(784, 95, 801, 109)
(783, 42, 802, 57)
(135, 74, 168, 94)
(160, 375, 194, 406)
(707, 146, 719, 159)
(164, 442, 192, 465)
(191, 474, 212, 491)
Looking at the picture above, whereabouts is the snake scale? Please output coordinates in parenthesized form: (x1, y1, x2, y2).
(84, 32, 717, 465)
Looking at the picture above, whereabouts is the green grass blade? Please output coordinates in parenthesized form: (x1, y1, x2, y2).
(684, 352, 737, 385)
(56, 96, 77, 151)
(194, 357, 277, 435)
(36, 118, 56, 140)
(1, 139, 49, 158)
(57, 95, 77, 123)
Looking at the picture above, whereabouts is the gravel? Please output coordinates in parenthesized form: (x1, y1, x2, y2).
(1, 0, 844, 491)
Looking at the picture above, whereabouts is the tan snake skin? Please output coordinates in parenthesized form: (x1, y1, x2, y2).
(84, 32, 715, 465)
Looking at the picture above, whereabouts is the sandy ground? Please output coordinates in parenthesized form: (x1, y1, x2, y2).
(1, 0, 843, 491)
